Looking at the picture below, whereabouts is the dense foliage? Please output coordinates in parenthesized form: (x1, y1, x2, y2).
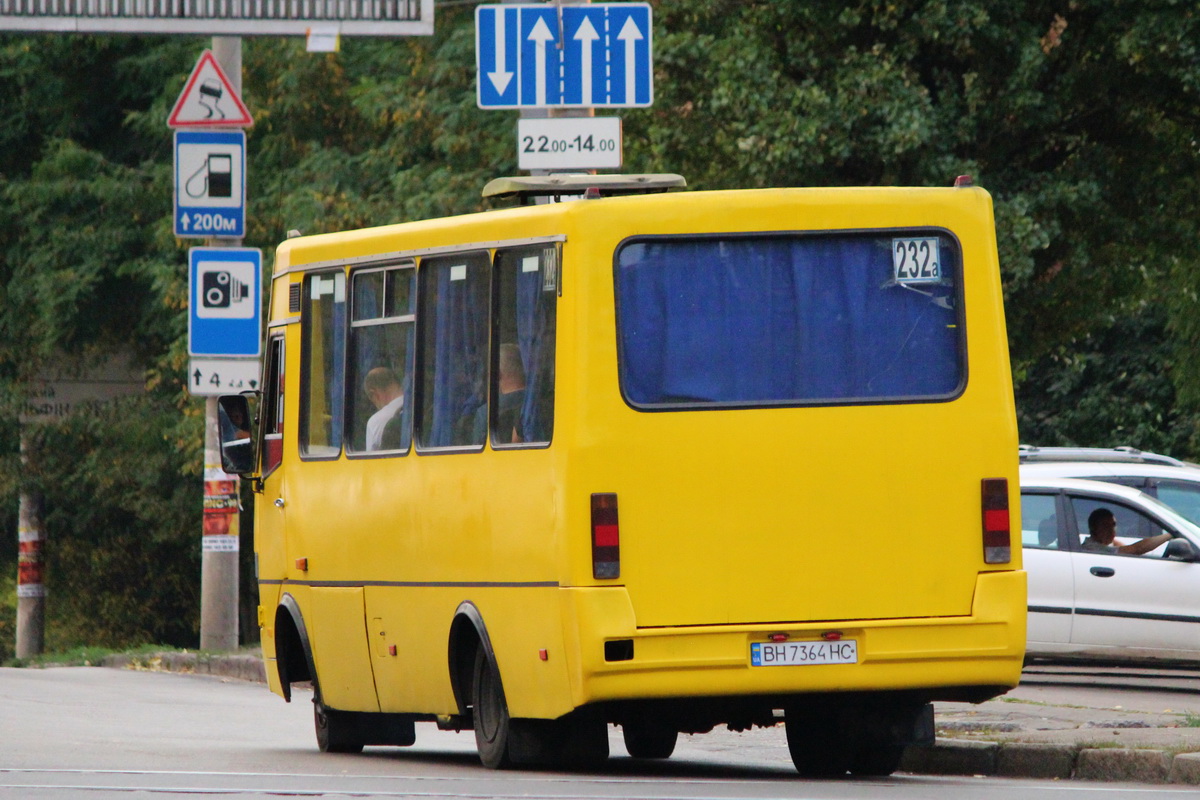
(0, 1, 1198, 658)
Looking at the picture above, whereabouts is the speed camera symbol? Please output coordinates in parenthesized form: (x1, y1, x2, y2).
(203, 270, 248, 308)
(195, 261, 255, 319)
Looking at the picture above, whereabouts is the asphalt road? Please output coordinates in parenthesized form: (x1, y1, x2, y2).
(3, 666, 1200, 799)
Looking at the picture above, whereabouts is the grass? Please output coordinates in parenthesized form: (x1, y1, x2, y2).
(2, 644, 256, 669)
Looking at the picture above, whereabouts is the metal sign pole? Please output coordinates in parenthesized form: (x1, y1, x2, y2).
(198, 35, 242, 653)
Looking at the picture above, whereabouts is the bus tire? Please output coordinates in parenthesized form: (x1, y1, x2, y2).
(555, 712, 609, 768)
(622, 722, 677, 759)
(849, 744, 905, 776)
(472, 648, 513, 769)
(784, 706, 851, 777)
(314, 690, 365, 754)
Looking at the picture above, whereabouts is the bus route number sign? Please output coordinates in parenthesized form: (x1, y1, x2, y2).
(892, 237, 941, 284)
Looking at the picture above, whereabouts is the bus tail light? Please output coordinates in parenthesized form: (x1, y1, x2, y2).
(981, 478, 1011, 564)
(591, 493, 620, 579)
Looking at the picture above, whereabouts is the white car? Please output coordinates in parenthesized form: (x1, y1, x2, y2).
(1020, 445, 1200, 526)
(1021, 475, 1200, 664)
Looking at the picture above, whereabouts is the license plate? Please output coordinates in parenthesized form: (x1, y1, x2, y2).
(751, 640, 858, 666)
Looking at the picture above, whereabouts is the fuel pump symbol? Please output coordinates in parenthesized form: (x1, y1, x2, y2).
(185, 153, 233, 199)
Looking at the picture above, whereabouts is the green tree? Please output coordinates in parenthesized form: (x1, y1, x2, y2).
(2, 1, 1200, 655)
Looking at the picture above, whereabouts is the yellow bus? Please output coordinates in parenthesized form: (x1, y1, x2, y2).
(219, 174, 1025, 776)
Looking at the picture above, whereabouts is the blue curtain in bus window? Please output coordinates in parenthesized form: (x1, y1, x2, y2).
(331, 300, 346, 440)
(615, 236, 960, 406)
(353, 273, 384, 368)
(515, 254, 554, 442)
(428, 258, 488, 446)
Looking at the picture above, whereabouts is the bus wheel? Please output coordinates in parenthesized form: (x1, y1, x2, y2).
(472, 648, 513, 769)
(784, 708, 851, 777)
(622, 722, 677, 759)
(849, 744, 905, 777)
(314, 691, 364, 754)
(555, 712, 609, 768)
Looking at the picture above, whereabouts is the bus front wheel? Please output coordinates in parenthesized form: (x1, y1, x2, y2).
(472, 648, 513, 769)
(314, 691, 365, 754)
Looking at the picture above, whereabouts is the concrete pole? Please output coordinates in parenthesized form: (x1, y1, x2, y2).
(15, 429, 45, 659)
(199, 35, 243, 652)
(200, 396, 240, 651)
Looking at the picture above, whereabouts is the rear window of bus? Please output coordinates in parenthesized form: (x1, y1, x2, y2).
(614, 231, 964, 409)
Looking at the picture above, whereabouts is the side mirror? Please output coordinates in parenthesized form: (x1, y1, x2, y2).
(1164, 538, 1198, 562)
(217, 394, 256, 476)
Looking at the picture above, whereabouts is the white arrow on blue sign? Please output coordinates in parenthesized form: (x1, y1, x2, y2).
(476, 3, 652, 109)
(188, 247, 262, 358)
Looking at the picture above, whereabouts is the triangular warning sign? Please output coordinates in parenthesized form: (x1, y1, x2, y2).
(167, 50, 253, 128)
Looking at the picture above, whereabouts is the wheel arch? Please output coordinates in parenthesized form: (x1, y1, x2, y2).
(447, 600, 497, 717)
(275, 593, 316, 703)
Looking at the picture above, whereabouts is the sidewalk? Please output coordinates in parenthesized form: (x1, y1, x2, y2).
(104, 651, 1200, 784)
(906, 680, 1200, 783)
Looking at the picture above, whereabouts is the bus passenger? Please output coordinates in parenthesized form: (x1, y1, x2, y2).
(475, 343, 526, 444)
(364, 367, 405, 451)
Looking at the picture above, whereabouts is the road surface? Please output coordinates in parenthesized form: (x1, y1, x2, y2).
(2, 666, 1199, 799)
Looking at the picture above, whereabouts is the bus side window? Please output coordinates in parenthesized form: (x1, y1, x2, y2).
(347, 265, 415, 455)
(417, 252, 490, 449)
(261, 335, 285, 476)
(490, 246, 556, 446)
(300, 271, 346, 458)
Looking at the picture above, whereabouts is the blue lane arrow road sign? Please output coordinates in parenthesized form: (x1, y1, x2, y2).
(175, 130, 246, 238)
(477, 3, 652, 109)
(189, 247, 262, 358)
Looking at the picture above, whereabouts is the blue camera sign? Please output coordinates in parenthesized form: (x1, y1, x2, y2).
(188, 247, 262, 357)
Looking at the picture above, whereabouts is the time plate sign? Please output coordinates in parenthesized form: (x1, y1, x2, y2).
(518, 117, 622, 170)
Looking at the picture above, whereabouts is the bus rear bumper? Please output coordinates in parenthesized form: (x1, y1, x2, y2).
(565, 570, 1026, 706)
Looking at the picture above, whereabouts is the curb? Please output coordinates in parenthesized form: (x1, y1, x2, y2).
(102, 651, 266, 684)
(901, 738, 1200, 784)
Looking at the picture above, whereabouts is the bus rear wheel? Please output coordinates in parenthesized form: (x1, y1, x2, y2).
(622, 722, 677, 759)
(784, 705, 852, 777)
(849, 744, 906, 776)
(472, 648, 513, 769)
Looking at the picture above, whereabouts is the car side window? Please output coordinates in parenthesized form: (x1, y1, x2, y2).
(1068, 497, 1166, 553)
(1151, 480, 1200, 527)
(1021, 493, 1060, 549)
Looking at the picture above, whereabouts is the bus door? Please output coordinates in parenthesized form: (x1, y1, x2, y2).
(294, 269, 380, 712)
(257, 333, 287, 593)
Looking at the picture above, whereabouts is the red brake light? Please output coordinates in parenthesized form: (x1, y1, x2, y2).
(982, 478, 1011, 564)
(591, 493, 620, 579)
